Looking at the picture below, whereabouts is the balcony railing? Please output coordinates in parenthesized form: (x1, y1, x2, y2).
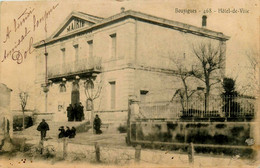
(47, 57, 101, 80)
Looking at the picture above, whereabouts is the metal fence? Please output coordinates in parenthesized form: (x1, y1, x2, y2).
(138, 95, 255, 120)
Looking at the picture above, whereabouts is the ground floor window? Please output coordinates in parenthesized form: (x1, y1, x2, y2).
(109, 81, 116, 109)
(86, 98, 93, 111)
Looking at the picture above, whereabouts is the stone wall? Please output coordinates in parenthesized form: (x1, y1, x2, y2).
(130, 121, 255, 158)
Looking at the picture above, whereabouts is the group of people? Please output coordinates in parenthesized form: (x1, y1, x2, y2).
(37, 114, 102, 141)
(58, 126, 76, 139)
(67, 102, 84, 122)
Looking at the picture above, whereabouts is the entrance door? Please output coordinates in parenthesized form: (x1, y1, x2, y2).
(69, 81, 80, 121)
(71, 90, 80, 106)
(71, 82, 80, 106)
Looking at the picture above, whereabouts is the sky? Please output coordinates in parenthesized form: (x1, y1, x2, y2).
(0, 0, 259, 109)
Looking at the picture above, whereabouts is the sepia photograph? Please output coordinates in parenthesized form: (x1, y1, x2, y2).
(0, 0, 259, 167)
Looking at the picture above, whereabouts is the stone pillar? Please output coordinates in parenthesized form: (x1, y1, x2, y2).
(95, 142, 100, 162)
(129, 96, 139, 120)
(126, 95, 139, 145)
(188, 142, 194, 164)
(63, 138, 68, 159)
(135, 145, 141, 163)
(252, 94, 260, 161)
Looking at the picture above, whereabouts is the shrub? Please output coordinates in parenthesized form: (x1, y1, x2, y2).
(215, 124, 226, 129)
(13, 115, 34, 131)
(187, 130, 213, 144)
(186, 123, 209, 128)
(166, 122, 178, 130)
(213, 134, 228, 144)
(158, 132, 172, 142)
(222, 102, 242, 117)
(130, 124, 136, 139)
(230, 126, 244, 137)
(175, 134, 185, 142)
(117, 125, 127, 133)
(181, 109, 220, 118)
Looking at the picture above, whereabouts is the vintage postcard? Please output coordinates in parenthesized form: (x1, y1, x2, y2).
(0, 0, 259, 167)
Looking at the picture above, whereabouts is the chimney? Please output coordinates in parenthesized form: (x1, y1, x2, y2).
(121, 7, 125, 13)
(202, 15, 207, 27)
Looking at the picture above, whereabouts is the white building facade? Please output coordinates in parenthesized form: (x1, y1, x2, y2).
(34, 10, 229, 124)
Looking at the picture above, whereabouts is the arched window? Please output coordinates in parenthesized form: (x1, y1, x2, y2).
(59, 83, 66, 92)
(72, 81, 79, 91)
(85, 79, 94, 90)
(86, 98, 93, 111)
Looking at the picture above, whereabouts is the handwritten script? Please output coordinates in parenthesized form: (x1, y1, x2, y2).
(1, 3, 59, 64)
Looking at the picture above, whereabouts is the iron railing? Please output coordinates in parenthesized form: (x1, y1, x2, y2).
(48, 57, 102, 79)
(138, 95, 255, 119)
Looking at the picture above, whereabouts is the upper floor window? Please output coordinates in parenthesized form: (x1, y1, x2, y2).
(140, 90, 149, 103)
(73, 44, 79, 62)
(61, 48, 66, 64)
(110, 33, 117, 59)
(87, 40, 93, 57)
(109, 81, 116, 109)
(59, 83, 66, 93)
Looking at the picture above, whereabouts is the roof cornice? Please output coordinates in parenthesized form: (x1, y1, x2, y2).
(34, 10, 230, 48)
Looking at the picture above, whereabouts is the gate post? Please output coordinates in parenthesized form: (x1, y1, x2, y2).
(95, 142, 100, 162)
(188, 142, 194, 164)
(252, 95, 259, 160)
(135, 145, 141, 163)
(126, 96, 139, 145)
(63, 137, 68, 159)
(39, 140, 44, 155)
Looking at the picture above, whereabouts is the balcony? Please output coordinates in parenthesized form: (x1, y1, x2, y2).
(47, 57, 101, 82)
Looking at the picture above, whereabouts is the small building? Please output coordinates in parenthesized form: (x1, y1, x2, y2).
(0, 83, 13, 139)
(33, 10, 229, 125)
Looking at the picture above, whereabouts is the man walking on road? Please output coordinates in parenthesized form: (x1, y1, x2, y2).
(37, 119, 50, 140)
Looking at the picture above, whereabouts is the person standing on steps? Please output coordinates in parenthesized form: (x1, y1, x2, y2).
(72, 103, 78, 121)
(37, 119, 50, 140)
(78, 102, 84, 121)
(75, 103, 80, 121)
(67, 104, 73, 121)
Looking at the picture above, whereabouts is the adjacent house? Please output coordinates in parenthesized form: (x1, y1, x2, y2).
(33, 9, 229, 125)
(0, 83, 13, 139)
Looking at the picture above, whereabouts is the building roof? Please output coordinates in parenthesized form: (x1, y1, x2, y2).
(77, 11, 104, 20)
(34, 10, 230, 48)
(0, 83, 12, 92)
(48, 11, 103, 40)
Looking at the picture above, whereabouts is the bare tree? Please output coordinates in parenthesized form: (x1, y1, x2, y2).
(19, 91, 29, 130)
(169, 56, 197, 111)
(84, 75, 103, 132)
(190, 41, 225, 111)
(243, 49, 259, 95)
(84, 77, 103, 106)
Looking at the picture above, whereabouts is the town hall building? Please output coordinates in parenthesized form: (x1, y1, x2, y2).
(33, 9, 229, 125)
